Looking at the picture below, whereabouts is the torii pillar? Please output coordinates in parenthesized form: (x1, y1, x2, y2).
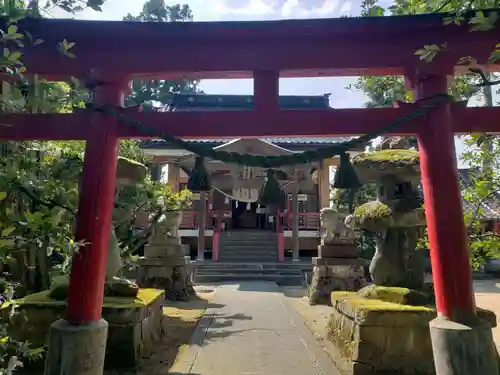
(407, 71, 498, 375)
(45, 75, 130, 375)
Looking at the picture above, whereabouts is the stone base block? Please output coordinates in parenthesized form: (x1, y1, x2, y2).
(318, 244, 358, 258)
(430, 316, 499, 375)
(144, 243, 182, 258)
(2, 288, 165, 369)
(138, 256, 188, 267)
(149, 235, 181, 246)
(327, 289, 497, 375)
(308, 262, 364, 305)
(312, 257, 365, 266)
(45, 318, 108, 375)
(137, 263, 195, 301)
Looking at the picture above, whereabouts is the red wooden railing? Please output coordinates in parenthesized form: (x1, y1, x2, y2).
(276, 211, 285, 262)
(277, 212, 320, 231)
(180, 210, 231, 230)
(212, 217, 224, 262)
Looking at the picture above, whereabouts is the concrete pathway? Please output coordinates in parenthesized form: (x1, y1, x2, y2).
(474, 278, 500, 351)
(169, 281, 338, 375)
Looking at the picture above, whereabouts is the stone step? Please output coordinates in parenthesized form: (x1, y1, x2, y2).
(223, 234, 276, 238)
(220, 249, 276, 253)
(222, 235, 276, 241)
(222, 243, 276, 247)
(220, 240, 277, 248)
(224, 231, 275, 235)
(219, 259, 278, 264)
(193, 262, 313, 270)
(221, 249, 275, 253)
(193, 273, 305, 286)
(219, 254, 277, 259)
(221, 242, 276, 246)
(194, 263, 264, 269)
(196, 268, 302, 275)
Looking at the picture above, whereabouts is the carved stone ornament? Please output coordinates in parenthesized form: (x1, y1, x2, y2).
(320, 208, 355, 246)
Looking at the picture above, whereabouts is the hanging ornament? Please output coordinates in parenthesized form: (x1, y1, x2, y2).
(258, 169, 286, 210)
(333, 152, 361, 190)
(224, 196, 230, 204)
(235, 201, 239, 208)
(187, 156, 211, 192)
(246, 203, 251, 210)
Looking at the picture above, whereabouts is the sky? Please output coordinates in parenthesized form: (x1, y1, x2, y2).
(49, 0, 494, 168)
(50, 0, 366, 108)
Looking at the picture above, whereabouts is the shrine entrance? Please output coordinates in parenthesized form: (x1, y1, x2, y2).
(230, 200, 269, 230)
(3, 12, 500, 375)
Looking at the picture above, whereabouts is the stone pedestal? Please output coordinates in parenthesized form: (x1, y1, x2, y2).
(309, 208, 365, 305)
(308, 245, 365, 305)
(45, 319, 108, 375)
(3, 289, 165, 371)
(430, 317, 499, 375)
(137, 232, 195, 301)
(327, 288, 497, 375)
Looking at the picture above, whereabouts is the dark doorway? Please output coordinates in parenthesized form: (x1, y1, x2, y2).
(231, 201, 268, 230)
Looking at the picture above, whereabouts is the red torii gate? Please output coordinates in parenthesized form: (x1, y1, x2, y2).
(2, 12, 500, 375)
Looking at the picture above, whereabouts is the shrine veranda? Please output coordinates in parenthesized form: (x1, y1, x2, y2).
(1, 10, 500, 375)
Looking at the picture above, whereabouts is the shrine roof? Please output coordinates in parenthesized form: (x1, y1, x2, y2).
(163, 93, 331, 110)
(141, 94, 349, 149)
(141, 137, 348, 150)
(459, 168, 500, 219)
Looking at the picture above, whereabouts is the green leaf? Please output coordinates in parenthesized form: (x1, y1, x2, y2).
(7, 25, 18, 35)
(7, 51, 21, 62)
(0, 192, 6, 201)
(0, 239, 15, 249)
(1, 227, 15, 237)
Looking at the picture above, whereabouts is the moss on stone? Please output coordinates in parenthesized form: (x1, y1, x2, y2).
(353, 201, 393, 231)
(356, 285, 434, 306)
(47, 276, 140, 301)
(16, 288, 162, 309)
(331, 288, 496, 327)
(344, 296, 432, 312)
(329, 285, 497, 375)
(352, 149, 420, 165)
(116, 156, 148, 182)
(355, 201, 392, 220)
(332, 290, 433, 312)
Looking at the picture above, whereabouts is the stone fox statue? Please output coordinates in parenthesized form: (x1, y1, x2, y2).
(106, 227, 123, 279)
(48, 226, 139, 300)
(320, 208, 354, 245)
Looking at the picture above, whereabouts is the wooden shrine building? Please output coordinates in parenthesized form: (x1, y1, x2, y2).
(141, 94, 362, 259)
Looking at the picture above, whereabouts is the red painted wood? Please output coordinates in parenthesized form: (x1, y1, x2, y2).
(278, 212, 320, 230)
(254, 70, 279, 113)
(2, 105, 500, 140)
(11, 15, 498, 79)
(65, 80, 127, 323)
(180, 210, 231, 230)
(414, 74, 476, 322)
(212, 232, 220, 262)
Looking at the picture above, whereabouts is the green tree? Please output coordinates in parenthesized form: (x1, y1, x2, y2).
(0, 0, 193, 299)
(351, 0, 500, 267)
(123, 0, 200, 106)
